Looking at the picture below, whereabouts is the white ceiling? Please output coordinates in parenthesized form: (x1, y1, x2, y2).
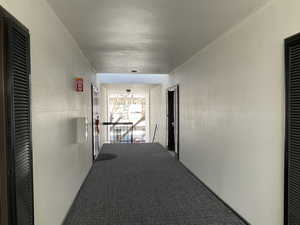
(46, 0, 269, 74)
(98, 73, 169, 84)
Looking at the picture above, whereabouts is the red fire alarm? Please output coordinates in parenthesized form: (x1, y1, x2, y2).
(75, 78, 84, 92)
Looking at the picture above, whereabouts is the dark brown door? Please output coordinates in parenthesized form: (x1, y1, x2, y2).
(285, 33, 300, 225)
(168, 90, 175, 151)
(0, 7, 34, 225)
(0, 11, 9, 225)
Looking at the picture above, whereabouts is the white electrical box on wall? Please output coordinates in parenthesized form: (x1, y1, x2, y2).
(76, 117, 88, 143)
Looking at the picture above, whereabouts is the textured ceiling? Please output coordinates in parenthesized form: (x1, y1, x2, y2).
(47, 0, 269, 74)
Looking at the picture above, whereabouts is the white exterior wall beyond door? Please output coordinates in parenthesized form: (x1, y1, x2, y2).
(100, 84, 151, 143)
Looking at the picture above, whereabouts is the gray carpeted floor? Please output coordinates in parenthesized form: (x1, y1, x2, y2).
(64, 143, 247, 225)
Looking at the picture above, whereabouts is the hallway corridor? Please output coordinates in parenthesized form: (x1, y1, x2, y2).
(64, 144, 246, 225)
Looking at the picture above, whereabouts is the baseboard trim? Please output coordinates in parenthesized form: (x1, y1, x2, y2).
(178, 161, 251, 225)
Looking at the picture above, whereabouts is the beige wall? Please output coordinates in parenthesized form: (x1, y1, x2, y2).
(0, 0, 96, 225)
(149, 84, 167, 146)
(169, 0, 300, 224)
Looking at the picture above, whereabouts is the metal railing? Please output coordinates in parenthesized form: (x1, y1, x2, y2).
(102, 122, 133, 144)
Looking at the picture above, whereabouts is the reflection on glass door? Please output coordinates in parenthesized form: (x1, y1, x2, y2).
(91, 85, 100, 159)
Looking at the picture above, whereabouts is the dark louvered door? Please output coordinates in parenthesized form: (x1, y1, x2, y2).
(6, 18, 34, 225)
(285, 34, 300, 225)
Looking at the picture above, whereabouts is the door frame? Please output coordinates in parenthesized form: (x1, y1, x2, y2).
(0, 6, 34, 225)
(91, 84, 101, 161)
(284, 32, 300, 225)
(166, 85, 179, 159)
(0, 10, 9, 225)
(91, 84, 95, 161)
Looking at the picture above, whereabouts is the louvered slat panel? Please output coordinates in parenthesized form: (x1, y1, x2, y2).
(7, 20, 33, 225)
(286, 35, 300, 225)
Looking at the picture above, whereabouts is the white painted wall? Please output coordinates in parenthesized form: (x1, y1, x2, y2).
(169, 0, 300, 224)
(0, 1, 96, 225)
(149, 84, 167, 146)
